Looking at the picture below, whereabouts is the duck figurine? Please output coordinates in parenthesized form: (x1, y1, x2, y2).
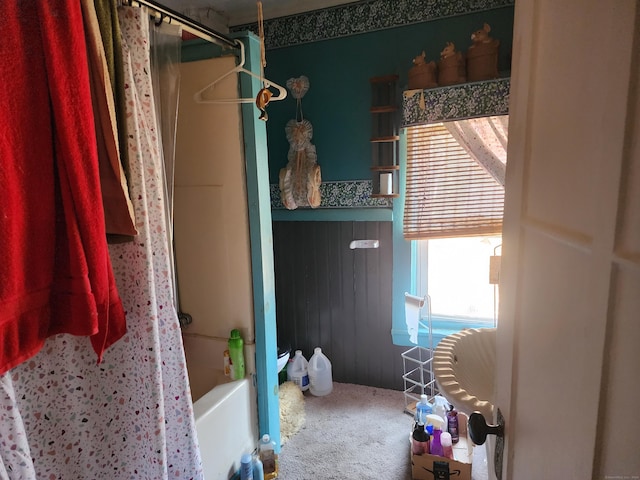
(256, 86, 273, 121)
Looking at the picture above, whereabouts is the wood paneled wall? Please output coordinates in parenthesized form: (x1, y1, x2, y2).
(273, 221, 407, 390)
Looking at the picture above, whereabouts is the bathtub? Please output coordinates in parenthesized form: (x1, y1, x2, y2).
(183, 333, 259, 478)
(193, 377, 259, 480)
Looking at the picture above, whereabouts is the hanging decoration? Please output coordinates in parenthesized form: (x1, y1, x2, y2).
(279, 75, 322, 209)
(255, 1, 272, 120)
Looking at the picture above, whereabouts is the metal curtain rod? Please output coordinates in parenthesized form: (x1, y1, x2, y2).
(131, 0, 239, 49)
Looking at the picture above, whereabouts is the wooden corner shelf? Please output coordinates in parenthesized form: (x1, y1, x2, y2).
(370, 74, 399, 84)
(371, 165, 400, 171)
(371, 193, 400, 198)
(370, 75, 400, 198)
(370, 106, 398, 113)
(371, 135, 400, 143)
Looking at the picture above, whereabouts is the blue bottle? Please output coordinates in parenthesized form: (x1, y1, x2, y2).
(253, 456, 264, 480)
(415, 394, 432, 425)
(240, 453, 253, 480)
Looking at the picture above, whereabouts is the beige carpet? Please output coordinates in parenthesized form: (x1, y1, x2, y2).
(278, 382, 414, 479)
(277, 382, 489, 480)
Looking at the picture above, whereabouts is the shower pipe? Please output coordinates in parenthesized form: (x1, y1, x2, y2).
(127, 0, 240, 49)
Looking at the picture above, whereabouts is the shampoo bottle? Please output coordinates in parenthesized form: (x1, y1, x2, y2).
(228, 329, 245, 380)
(240, 453, 253, 480)
(446, 405, 459, 443)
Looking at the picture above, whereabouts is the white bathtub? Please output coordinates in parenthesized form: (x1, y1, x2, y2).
(193, 378, 259, 480)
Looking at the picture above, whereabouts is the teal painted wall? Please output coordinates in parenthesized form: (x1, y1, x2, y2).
(264, 7, 514, 184)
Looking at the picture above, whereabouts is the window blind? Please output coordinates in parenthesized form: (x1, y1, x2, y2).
(403, 123, 504, 240)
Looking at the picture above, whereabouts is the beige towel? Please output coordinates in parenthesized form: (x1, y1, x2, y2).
(81, 0, 137, 238)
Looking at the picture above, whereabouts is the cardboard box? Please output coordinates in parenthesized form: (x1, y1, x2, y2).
(411, 413, 473, 480)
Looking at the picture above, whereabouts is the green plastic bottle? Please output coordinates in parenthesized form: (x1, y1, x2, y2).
(228, 329, 245, 380)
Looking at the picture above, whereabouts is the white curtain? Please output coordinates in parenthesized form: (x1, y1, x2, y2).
(0, 7, 202, 479)
(444, 115, 509, 186)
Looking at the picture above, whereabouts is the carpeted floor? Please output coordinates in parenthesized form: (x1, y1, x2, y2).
(278, 382, 490, 480)
(278, 382, 414, 480)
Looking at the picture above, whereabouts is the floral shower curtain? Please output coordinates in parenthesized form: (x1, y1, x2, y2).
(0, 6, 202, 479)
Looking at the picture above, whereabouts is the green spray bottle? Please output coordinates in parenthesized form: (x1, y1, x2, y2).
(228, 329, 245, 380)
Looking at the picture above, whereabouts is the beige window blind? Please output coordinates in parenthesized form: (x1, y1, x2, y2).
(403, 123, 504, 240)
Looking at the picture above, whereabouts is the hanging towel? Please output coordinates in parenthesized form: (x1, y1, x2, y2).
(0, 0, 126, 374)
(94, 0, 131, 180)
(81, 0, 138, 238)
(405, 293, 425, 344)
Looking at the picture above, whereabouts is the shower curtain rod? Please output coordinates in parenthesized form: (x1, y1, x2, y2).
(129, 0, 239, 49)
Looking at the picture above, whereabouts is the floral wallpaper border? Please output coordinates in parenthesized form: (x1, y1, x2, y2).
(270, 180, 392, 209)
(232, 0, 515, 49)
(402, 77, 510, 126)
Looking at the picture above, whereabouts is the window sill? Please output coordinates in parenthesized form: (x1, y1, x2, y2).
(391, 315, 494, 348)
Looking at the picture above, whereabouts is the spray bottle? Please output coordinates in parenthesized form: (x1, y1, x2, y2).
(432, 396, 450, 432)
(426, 414, 445, 457)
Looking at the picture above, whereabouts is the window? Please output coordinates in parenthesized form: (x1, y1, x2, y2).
(417, 236, 501, 324)
(405, 118, 508, 326)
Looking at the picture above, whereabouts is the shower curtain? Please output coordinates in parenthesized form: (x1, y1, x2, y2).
(150, 20, 182, 313)
(0, 5, 202, 479)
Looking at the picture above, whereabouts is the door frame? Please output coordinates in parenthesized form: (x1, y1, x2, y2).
(236, 32, 281, 449)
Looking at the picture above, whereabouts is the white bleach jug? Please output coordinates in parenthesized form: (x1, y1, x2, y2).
(308, 347, 333, 396)
(287, 350, 309, 391)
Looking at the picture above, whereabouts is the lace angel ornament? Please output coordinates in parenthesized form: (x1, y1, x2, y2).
(279, 76, 321, 209)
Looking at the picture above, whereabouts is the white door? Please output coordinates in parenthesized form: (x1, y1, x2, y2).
(496, 1, 640, 479)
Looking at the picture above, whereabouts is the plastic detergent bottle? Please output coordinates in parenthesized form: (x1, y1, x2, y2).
(240, 453, 253, 480)
(259, 434, 278, 480)
(415, 394, 432, 425)
(228, 329, 245, 380)
(308, 347, 333, 396)
(286, 350, 309, 392)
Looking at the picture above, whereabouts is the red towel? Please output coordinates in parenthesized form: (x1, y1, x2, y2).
(0, 0, 126, 374)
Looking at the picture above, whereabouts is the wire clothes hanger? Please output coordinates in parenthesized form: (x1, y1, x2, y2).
(192, 40, 287, 104)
